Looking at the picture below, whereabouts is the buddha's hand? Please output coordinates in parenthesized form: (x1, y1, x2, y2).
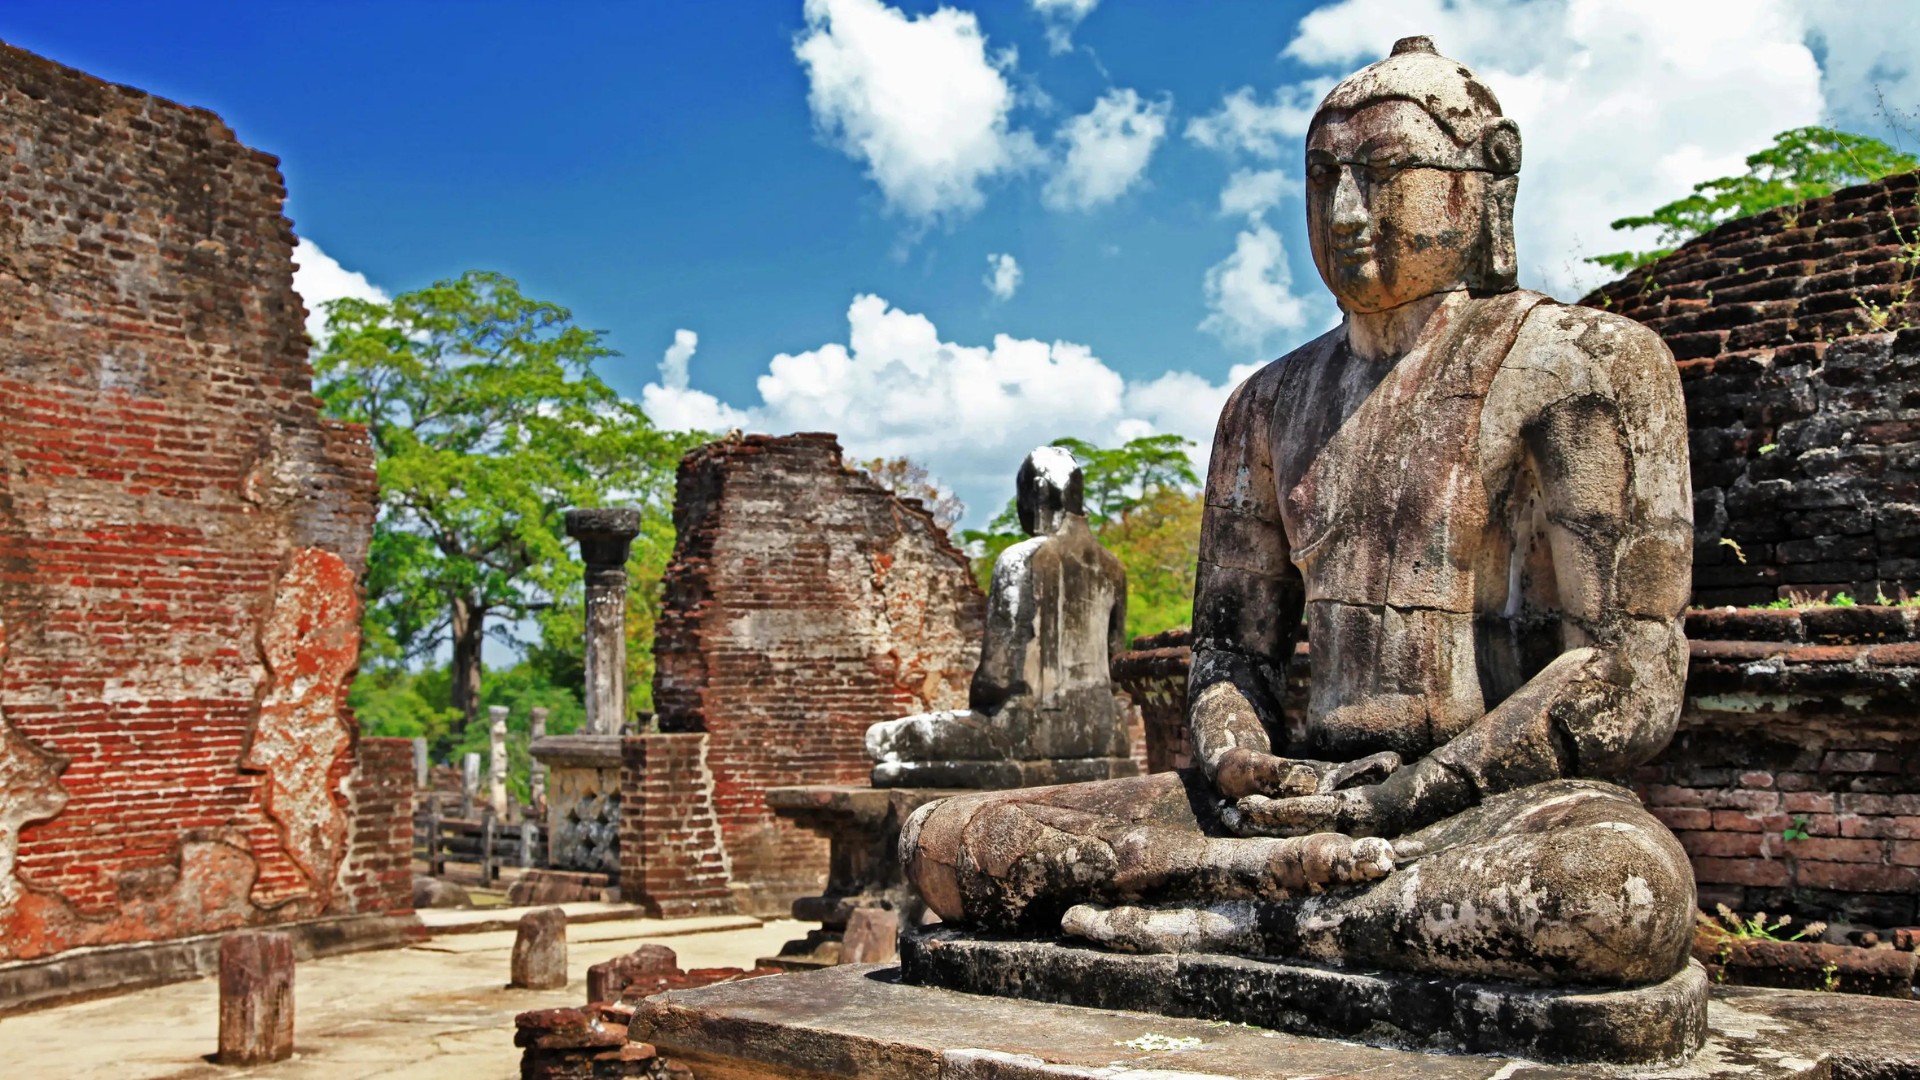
(1226, 758, 1439, 842)
(1266, 832, 1398, 893)
(1211, 748, 1401, 801)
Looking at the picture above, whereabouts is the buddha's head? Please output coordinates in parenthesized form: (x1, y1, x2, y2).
(1305, 36, 1520, 314)
(1016, 446, 1084, 537)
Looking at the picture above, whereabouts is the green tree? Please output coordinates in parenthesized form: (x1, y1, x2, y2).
(858, 456, 966, 534)
(315, 271, 688, 734)
(962, 434, 1202, 639)
(1589, 126, 1918, 273)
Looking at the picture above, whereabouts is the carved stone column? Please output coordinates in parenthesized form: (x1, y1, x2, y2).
(564, 507, 643, 736)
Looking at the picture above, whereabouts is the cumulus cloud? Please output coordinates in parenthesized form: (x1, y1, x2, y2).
(1031, 0, 1100, 54)
(1272, 0, 1830, 297)
(639, 296, 1250, 524)
(985, 252, 1023, 301)
(1800, 2, 1920, 136)
(639, 331, 753, 434)
(291, 238, 388, 346)
(1200, 219, 1313, 352)
(1042, 88, 1172, 211)
(1218, 168, 1300, 220)
(795, 0, 1039, 224)
(1184, 83, 1327, 160)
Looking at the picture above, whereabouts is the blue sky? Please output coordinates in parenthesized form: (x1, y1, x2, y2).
(6, 1, 1918, 527)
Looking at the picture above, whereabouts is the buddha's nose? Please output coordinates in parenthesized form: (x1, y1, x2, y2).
(1331, 169, 1369, 238)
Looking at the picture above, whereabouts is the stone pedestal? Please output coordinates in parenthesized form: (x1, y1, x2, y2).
(216, 931, 295, 1065)
(632, 961, 1920, 1079)
(531, 734, 623, 878)
(761, 785, 957, 967)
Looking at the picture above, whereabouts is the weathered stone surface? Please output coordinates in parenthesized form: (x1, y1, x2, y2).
(516, 1002, 680, 1079)
(567, 508, 643, 738)
(895, 37, 1701, 1063)
(511, 869, 615, 907)
(412, 876, 472, 909)
(901, 929, 1707, 1065)
(841, 906, 900, 965)
(217, 931, 295, 1065)
(868, 447, 1133, 789)
(511, 907, 568, 990)
(534, 735, 624, 876)
(0, 41, 406, 967)
(588, 944, 680, 1003)
(634, 961, 1920, 1079)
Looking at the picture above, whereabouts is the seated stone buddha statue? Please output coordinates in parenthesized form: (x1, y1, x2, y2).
(866, 446, 1133, 789)
(899, 37, 1698, 992)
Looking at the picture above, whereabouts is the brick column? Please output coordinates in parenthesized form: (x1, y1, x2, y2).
(619, 734, 735, 917)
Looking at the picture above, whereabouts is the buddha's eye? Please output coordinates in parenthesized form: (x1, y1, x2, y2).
(1306, 161, 1336, 185)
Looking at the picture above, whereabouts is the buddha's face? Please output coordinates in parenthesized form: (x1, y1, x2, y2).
(1306, 100, 1492, 314)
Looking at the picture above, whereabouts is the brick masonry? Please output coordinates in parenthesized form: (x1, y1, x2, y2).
(0, 41, 402, 964)
(1583, 171, 1920, 607)
(645, 433, 985, 914)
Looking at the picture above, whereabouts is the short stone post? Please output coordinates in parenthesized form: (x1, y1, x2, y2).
(217, 930, 294, 1065)
(489, 704, 510, 819)
(412, 737, 429, 789)
(461, 751, 481, 818)
(511, 906, 569, 990)
(529, 706, 549, 817)
(564, 508, 643, 736)
(839, 906, 900, 965)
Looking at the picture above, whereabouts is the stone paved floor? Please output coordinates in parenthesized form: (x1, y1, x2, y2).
(0, 915, 807, 1079)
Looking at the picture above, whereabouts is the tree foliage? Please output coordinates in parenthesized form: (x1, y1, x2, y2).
(858, 456, 966, 533)
(314, 271, 692, 733)
(1590, 126, 1918, 273)
(962, 434, 1202, 640)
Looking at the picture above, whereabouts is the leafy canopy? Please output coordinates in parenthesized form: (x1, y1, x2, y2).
(1589, 126, 1918, 273)
(315, 271, 693, 730)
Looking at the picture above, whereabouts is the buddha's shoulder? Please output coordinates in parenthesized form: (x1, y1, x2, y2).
(1222, 325, 1345, 413)
(1509, 293, 1674, 374)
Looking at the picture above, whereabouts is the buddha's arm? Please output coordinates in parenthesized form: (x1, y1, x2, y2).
(1189, 371, 1315, 799)
(969, 538, 1040, 715)
(1108, 559, 1130, 668)
(1241, 316, 1692, 837)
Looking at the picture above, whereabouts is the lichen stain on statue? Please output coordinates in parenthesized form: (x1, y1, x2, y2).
(899, 36, 1704, 1061)
(866, 445, 1133, 790)
(244, 547, 362, 909)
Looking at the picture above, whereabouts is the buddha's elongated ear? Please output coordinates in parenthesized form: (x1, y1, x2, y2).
(1482, 118, 1522, 175)
(1481, 173, 1520, 293)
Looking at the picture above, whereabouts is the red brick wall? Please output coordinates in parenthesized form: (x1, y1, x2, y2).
(0, 41, 396, 964)
(1583, 172, 1920, 606)
(619, 733, 734, 918)
(650, 434, 985, 913)
(339, 737, 416, 916)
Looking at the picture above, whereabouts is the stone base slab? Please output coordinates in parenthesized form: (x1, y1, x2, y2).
(870, 757, 1138, 789)
(634, 961, 1920, 1079)
(901, 929, 1708, 1066)
(0, 912, 423, 1016)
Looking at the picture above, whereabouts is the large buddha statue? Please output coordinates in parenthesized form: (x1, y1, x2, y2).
(899, 36, 1699, 1018)
(866, 446, 1133, 789)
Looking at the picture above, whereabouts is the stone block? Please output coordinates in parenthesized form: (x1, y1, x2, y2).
(217, 931, 295, 1065)
(587, 944, 679, 1003)
(839, 907, 899, 965)
(512, 907, 568, 990)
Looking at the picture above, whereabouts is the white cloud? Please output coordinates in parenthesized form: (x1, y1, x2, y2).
(1031, 0, 1100, 54)
(1200, 219, 1312, 352)
(1043, 88, 1171, 211)
(639, 296, 1249, 525)
(795, 0, 1039, 224)
(1184, 83, 1327, 160)
(1273, 0, 1829, 297)
(640, 331, 753, 434)
(985, 252, 1023, 301)
(1218, 168, 1300, 220)
(291, 239, 388, 346)
(1800, 2, 1920, 137)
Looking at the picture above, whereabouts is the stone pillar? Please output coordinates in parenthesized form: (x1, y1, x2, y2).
(461, 751, 481, 817)
(530, 706, 550, 817)
(511, 907, 569, 989)
(490, 705, 510, 819)
(217, 931, 294, 1065)
(564, 508, 643, 736)
(412, 737, 429, 789)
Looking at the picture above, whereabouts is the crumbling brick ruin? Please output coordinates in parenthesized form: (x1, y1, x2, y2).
(1580, 172, 1920, 929)
(0, 42, 408, 980)
(631, 433, 984, 915)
